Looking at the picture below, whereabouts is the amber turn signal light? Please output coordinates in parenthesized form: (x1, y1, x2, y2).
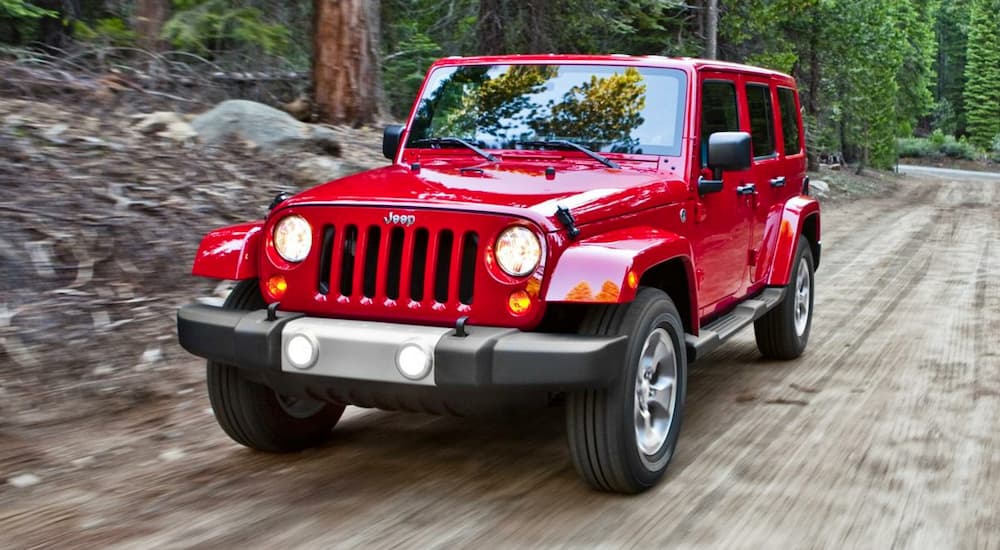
(266, 275, 288, 299)
(507, 290, 532, 315)
(626, 269, 639, 290)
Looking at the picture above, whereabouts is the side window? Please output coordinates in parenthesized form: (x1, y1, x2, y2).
(745, 84, 775, 158)
(700, 80, 739, 166)
(777, 87, 801, 155)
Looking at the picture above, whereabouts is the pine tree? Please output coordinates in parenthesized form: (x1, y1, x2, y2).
(894, 0, 939, 136)
(934, 0, 971, 134)
(963, 0, 1000, 148)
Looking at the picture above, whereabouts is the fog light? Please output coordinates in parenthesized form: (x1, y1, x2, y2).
(286, 333, 318, 369)
(267, 275, 288, 300)
(396, 341, 432, 380)
(507, 290, 532, 315)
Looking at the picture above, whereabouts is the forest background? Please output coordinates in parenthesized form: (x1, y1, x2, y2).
(2, 0, 999, 172)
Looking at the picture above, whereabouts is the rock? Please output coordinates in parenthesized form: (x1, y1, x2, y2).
(141, 347, 162, 364)
(7, 473, 41, 488)
(810, 179, 830, 198)
(159, 448, 186, 462)
(293, 155, 354, 186)
(132, 112, 197, 142)
(71, 456, 96, 468)
(283, 96, 311, 121)
(191, 100, 341, 154)
(42, 123, 68, 144)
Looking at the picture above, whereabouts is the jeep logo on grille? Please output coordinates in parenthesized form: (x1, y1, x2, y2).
(383, 211, 416, 226)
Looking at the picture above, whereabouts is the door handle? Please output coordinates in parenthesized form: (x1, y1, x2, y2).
(769, 176, 786, 187)
(736, 183, 757, 196)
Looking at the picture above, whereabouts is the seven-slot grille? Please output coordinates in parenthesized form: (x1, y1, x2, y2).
(316, 224, 479, 305)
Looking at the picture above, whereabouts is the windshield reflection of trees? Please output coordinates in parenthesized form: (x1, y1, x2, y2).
(410, 65, 651, 154)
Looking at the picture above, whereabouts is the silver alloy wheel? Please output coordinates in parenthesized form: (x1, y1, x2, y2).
(276, 393, 326, 419)
(793, 256, 811, 336)
(634, 327, 678, 468)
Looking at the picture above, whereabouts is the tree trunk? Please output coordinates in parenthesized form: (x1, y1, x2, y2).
(526, 0, 547, 53)
(705, 0, 718, 59)
(35, 0, 80, 49)
(313, 0, 383, 125)
(133, 0, 170, 51)
(805, 29, 821, 172)
(478, 0, 505, 54)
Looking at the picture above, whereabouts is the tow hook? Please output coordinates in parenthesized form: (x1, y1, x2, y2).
(454, 316, 470, 337)
(266, 302, 281, 322)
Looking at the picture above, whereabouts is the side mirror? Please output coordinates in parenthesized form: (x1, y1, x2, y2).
(707, 131, 752, 173)
(382, 124, 405, 160)
(699, 131, 751, 195)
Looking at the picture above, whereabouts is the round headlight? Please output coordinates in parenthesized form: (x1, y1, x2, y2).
(273, 215, 312, 263)
(494, 225, 541, 277)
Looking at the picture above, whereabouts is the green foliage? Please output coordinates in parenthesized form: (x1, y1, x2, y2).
(963, 0, 1000, 148)
(745, 51, 797, 74)
(929, 128, 947, 147)
(73, 18, 137, 46)
(824, 0, 904, 169)
(892, 0, 938, 136)
(896, 137, 935, 158)
(381, 22, 442, 119)
(0, 0, 54, 20)
(163, 0, 290, 56)
(930, 98, 958, 134)
(897, 132, 978, 160)
(381, 0, 701, 118)
(934, 0, 971, 134)
(991, 134, 1000, 162)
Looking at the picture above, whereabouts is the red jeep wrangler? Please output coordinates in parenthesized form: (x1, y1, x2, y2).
(178, 55, 820, 494)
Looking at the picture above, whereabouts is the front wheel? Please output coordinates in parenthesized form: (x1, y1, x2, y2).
(207, 280, 344, 452)
(566, 287, 687, 494)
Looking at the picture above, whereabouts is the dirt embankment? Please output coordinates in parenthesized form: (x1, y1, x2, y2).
(0, 97, 386, 426)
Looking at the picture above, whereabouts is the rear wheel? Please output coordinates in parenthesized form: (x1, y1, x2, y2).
(754, 237, 815, 359)
(566, 287, 687, 494)
(206, 280, 344, 452)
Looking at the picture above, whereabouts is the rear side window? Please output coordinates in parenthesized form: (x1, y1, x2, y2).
(777, 87, 801, 155)
(700, 80, 739, 166)
(745, 84, 775, 158)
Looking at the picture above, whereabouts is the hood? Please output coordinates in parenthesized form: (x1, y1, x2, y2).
(285, 159, 691, 232)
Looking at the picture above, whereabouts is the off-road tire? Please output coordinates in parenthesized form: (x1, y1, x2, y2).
(754, 237, 815, 359)
(566, 287, 687, 494)
(206, 280, 345, 452)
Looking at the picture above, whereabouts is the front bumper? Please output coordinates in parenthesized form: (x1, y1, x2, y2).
(176, 304, 627, 389)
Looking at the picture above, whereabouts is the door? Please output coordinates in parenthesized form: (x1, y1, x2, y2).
(746, 82, 808, 286)
(742, 79, 783, 288)
(693, 75, 753, 315)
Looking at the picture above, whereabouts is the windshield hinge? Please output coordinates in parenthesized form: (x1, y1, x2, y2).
(556, 205, 581, 239)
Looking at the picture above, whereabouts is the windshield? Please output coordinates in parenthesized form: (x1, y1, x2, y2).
(406, 64, 687, 156)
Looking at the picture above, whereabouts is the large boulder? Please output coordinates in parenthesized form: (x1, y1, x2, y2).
(191, 100, 339, 153)
(810, 179, 830, 198)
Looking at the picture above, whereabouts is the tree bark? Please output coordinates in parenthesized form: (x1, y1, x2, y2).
(705, 0, 718, 59)
(133, 0, 171, 51)
(805, 29, 821, 171)
(478, 0, 505, 54)
(35, 0, 80, 49)
(313, 0, 383, 124)
(527, 0, 547, 53)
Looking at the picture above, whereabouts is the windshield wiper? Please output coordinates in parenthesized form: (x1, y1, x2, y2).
(518, 139, 620, 169)
(411, 137, 498, 163)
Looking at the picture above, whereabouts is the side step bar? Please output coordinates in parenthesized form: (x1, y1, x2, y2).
(684, 287, 785, 362)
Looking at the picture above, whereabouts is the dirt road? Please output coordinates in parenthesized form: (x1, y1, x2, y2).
(2, 170, 998, 549)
